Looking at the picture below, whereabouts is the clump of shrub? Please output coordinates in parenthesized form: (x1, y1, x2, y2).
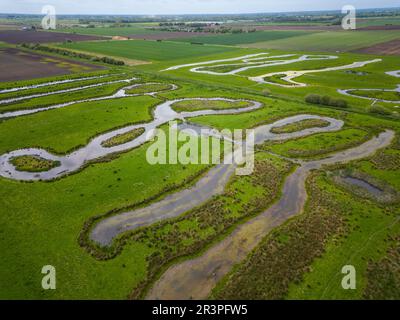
(10, 155, 60, 172)
(305, 94, 348, 108)
(262, 88, 271, 96)
(101, 128, 145, 148)
(368, 104, 391, 116)
(304, 94, 321, 104)
(364, 235, 400, 300)
(21, 43, 125, 66)
(95, 56, 124, 65)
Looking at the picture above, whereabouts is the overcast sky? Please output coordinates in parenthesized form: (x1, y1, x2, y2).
(1, 0, 399, 15)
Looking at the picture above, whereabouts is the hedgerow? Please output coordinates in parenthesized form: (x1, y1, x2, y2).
(305, 94, 348, 108)
(21, 43, 125, 66)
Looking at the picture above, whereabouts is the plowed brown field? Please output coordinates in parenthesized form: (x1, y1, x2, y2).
(0, 48, 102, 82)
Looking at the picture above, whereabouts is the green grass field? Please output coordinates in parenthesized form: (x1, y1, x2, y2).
(139, 48, 399, 115)
(174, 30, 315, 45)
(0, 95, 158, 154)
(59, 40, 238, 62)
(349, 89, 400, 101)
(53, 25, 162, 37)
(213, 168, 400, 299)
(0, 80, 136, 113)
(265, 128, 370, 158)
(357, 17, 400, 27)
(0, 140, 209, 299)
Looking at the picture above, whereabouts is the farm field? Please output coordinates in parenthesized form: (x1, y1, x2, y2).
(357, 17, 400, 27)
(53, 25, 164, 37)
(0, 47, 103, 81)
(127, 45, 399, 116)
(244, 30, 400, 52)
(0, 29, 106, 44)
(59, 39, 240, 62)
(0, 4, 399, 303)
(173, 30, 316, 45)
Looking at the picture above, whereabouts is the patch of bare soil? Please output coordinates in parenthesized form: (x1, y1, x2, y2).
(0, 30, 106, 44)
(0, 48, 102, 82)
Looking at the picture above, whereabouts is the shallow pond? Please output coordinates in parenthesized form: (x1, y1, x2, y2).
(341, 176, 383, 197)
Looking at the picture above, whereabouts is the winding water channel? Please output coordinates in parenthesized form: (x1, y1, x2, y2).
(163, 53, 275, 71)
(146, 129, 394, 300)
(1, 71, 395, 300)
(0, 74, 122, 94)
(0, 77, 149, 119)
(91, 114, 344, 246)
(0, 96, 262, 181)
(0, 77, 136, 107)
(164, 53, 339, 81)
(338, 70, 400, 103)
(338, 85, 400, 103)
(189, 54, 338, 76)
(250, 59, 382, 87)
(163, 53, 384, 88)
(386, 70, 400, 78)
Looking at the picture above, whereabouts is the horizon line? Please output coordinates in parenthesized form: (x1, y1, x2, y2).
(1, 6, 399, 17)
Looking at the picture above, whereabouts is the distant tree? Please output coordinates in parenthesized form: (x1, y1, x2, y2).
(321, 95, 332, 105)
(305, 94, 348, 108)
(262, 88, 271, 96)
(332, 99, 348, 108)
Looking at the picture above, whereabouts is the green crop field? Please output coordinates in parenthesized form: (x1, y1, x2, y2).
(59, 39, 239, 62)
(0, 95, 158, 154)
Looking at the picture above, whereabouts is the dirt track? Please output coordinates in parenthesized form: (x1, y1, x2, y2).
(0, 48, 102, 82)
(0, 30, 105, 44)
